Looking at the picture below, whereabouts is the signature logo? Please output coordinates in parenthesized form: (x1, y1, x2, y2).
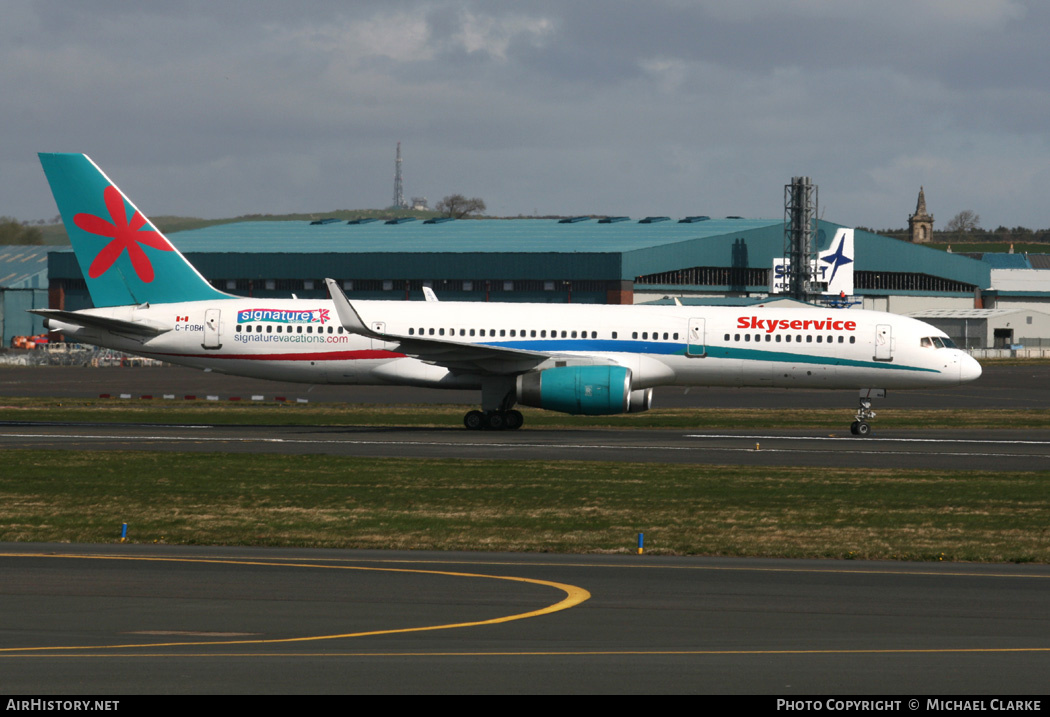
(237, 308, 330, 324)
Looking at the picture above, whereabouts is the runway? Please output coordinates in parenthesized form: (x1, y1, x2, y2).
(1, 422, 1049, 471)
(1, 544, 1048, 694)
(2, 363, 1049, 471)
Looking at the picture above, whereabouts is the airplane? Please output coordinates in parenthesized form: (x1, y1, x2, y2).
(34, 153, 982, 435)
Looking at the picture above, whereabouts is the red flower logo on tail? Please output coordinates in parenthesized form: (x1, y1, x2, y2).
(74, 186, 174, 283)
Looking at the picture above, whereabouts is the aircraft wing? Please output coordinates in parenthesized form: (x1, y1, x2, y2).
(324, 278, 608, 375)
(30, 309, 171, 337)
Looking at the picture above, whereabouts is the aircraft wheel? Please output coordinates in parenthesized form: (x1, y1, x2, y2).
(504, 410, 524, 430)
(464, 410, 486, 430)
(850, 421, 859, 435)
(486, 411, 505, 431)
(855, 421, 871, 437)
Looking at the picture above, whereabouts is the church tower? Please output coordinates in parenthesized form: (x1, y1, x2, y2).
(908, 187, 933, 243)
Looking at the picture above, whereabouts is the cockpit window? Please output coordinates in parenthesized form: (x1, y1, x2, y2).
(921, 336, 958, 349)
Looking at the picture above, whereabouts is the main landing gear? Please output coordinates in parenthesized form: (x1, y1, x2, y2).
(464, 409, 524, 431)
(850, 396, 877, 436)
(464, 378, 525, 430)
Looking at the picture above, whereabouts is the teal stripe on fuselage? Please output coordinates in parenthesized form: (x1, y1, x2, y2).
(480, 339, 939, 373)
(703, 345, 939, 373)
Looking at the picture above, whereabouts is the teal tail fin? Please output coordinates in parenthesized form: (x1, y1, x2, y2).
(39, 153, 230, 307)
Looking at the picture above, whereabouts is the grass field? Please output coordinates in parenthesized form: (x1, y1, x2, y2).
(1, 451, 1047, 562)
(2, 398, 1048, 563)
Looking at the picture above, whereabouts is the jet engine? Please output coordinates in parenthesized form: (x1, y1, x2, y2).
(516, 365, 636, 415)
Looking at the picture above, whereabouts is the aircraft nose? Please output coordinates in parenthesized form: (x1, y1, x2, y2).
(960, 353, 982, 383)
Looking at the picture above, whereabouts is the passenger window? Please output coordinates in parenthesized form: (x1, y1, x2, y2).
(632, 332, 638, 339)
(612, 331, 618, 339)
(849, 336, 855, 344)
(724, 333, 730, 341)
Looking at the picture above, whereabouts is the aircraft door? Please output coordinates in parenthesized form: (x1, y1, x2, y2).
(202, 309, 222, 349)
(874, 323, 893, 361)
(369, 321, 393, 351)
(686, 318, 706, 357)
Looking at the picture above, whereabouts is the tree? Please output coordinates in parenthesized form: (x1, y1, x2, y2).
(436, 194, 486, 218)
(944, 210, 981, 234)
(0, 216, 43, 245)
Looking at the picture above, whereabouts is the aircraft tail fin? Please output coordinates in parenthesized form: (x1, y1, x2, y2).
(38, 153, 230, 307)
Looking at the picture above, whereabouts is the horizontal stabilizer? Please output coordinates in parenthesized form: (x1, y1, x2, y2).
(30, 309, 170, 337)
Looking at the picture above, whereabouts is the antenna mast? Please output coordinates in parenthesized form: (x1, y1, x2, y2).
(393, 142, 406, 209)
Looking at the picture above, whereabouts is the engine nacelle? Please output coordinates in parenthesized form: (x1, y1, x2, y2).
(516, 365, 632, 415)
(628, 387, 653, 413)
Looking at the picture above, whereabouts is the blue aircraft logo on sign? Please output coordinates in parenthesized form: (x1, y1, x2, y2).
(820, 234, 853, 286)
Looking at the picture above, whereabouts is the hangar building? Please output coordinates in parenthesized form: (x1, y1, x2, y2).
(0, 245, 50, 345)
(45, 217, 991, 305)
(33, 216, 1050, 349)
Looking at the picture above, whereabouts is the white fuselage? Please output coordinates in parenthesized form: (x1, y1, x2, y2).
(51, 298, 981, 392)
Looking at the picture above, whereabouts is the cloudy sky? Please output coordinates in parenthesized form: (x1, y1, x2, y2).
(4, 0, 1049, 230)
